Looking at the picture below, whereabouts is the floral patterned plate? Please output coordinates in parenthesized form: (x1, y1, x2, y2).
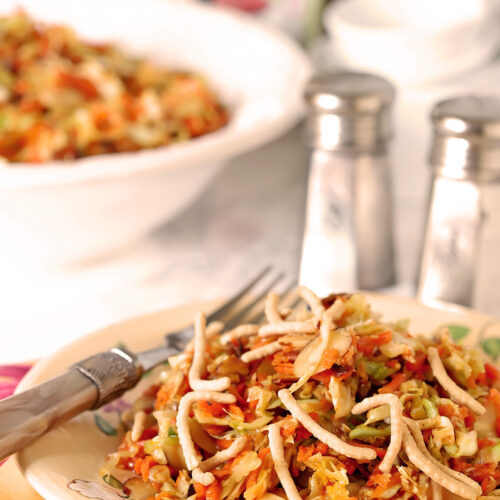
(15, 295, 500, 500)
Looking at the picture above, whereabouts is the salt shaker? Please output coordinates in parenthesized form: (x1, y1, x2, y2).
(299, 72, 396, 295)
(418, 95, 500, 314)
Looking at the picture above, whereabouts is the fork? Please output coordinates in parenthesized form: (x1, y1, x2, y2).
(0, 266, 297, 462)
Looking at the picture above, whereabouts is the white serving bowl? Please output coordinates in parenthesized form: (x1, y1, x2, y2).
(0, 0, 311, 265)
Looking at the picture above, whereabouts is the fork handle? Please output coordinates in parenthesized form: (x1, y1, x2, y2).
(0, 368, 97, 462)
(0, 347, 142, 462)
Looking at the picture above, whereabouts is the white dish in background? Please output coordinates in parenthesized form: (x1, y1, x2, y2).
(0, 0, 311, 265)
(14, 294, 500, 499)
(323, 0, 498, 85)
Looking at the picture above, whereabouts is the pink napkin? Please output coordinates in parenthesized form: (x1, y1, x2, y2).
(0, 364, 31, 465)
(0, 364, 32, 400)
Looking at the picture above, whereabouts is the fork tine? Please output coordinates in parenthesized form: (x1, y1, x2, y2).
(223, 271, 285, 330)
(205, 265, 273, 324)
(278, 282, 301, 311)
(229, 278, 296, 328)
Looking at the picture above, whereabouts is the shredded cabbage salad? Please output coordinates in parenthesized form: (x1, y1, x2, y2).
(0, 12, 228, 163)
(100, 291, 500, 500)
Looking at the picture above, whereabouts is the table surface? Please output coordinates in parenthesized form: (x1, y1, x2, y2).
(0, 107, 462, 366)
(0, 124, 423, 365)
(5, 40, 500, 365)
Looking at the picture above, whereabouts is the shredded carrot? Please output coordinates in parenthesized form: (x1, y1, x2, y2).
(212, 460, 234, 479)
(437, 345, 447, 357)
(466, 373, 477, 389)
(206, 479, 222, 500)
(340, 458, 358, 475)
(230, 452, 247, 470)
(315, 442, 329, 455)
(478, 438, 497, 449)
(258, 447, 270, 460)
(297, 441, 331, 464)
(194, 482, 208, 499)
(229, 404, 245, 419)
(245, 469, 260, 490)
(486, 389, 500, 436)
(140, 456, 157, 482)
(485, 362, 500, 381)
(357, 330, 392, 355)
(273, 362, 296, 376)
(297, 445, 315, 462)
(487, 388, 500, 411)
(438, 403, 455, 418)
(477, 372, 488, 386)
(385, 359, 399, 369)
(379, 372, 406, 394)
(456, 405, 475, 431)
(281, 427, 297, 438)
(320, 347, 339, 370)
(244, 410, 256, 423)
(228, 385, 247, 406)
(203, 424, 229, 435)
(371, 471, 401, 496)
(311, 369, 334, 386)
(155, 385, 174, 410)
(216, 438, 233, 450)
(134, 457, 143, 475)
(197, 400, 227, 418)
(319, 398, 331, 413)
(296, 425, 312, 441)
(247, 399, 259, 411)
(405, 352, 430, 378)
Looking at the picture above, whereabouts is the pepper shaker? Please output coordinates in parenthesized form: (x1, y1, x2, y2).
(418, 95, 500, 314)
(299, 72, 396, 295)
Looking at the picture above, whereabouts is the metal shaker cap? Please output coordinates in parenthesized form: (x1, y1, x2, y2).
(304, 72, 395, 151)
(430, 95, 500, 181)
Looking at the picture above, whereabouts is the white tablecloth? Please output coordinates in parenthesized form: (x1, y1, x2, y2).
(1, 125, 422, 364)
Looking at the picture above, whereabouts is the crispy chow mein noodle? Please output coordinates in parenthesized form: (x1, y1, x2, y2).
(220, 325, 259, 346)
(131, 410, 147, 443)
(100, 289, 500, 500)
(296, 286, 325, 321)
(432, 481, 443, 500)
(268, 423, 302, 500)
(258, 320, 318, 338)
(265, 293, 285, 325)
(351, 394, 403, 473)
(402, 417, 483, 497)
(240, 341, 283, 364)
(189, 313, 230, 392)
(427, 347, 486, 415)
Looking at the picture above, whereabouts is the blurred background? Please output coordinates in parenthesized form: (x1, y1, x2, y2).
(2, 0, 500, 364)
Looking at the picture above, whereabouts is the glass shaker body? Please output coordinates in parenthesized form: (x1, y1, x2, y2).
(418, 95, 500, 315)
(299, 72, 396, 295)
